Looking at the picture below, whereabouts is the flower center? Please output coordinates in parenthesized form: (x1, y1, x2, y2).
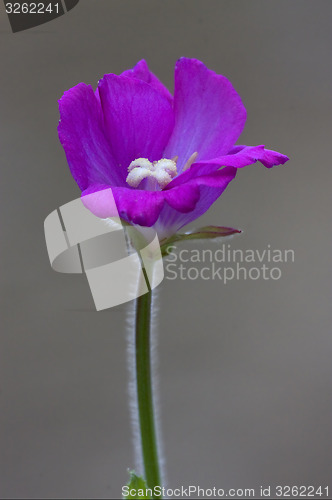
(126, 152, 199, 190)
(126, 157, 178, 189)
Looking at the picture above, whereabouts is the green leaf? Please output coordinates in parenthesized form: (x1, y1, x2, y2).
(160, 225, 241, 256)
(123, 470, 152, 499)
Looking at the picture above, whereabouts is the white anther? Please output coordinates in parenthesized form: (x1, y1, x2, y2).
(153, 169, 173, 189)
(182, 151, 199, 171)
(128, 158, 153, 172)
(154, 158, 177, 176)
(126, 167, 154, 188)
(126, 157, 178, 189)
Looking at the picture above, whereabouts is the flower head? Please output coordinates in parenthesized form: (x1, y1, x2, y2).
(58, 58, 288, 240)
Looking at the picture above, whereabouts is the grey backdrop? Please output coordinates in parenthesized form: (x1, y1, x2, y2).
(1, 1, 331, 499)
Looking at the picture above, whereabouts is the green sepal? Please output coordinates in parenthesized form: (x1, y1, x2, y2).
(123, 470, 152, 499)
(160, 225, 241, 257)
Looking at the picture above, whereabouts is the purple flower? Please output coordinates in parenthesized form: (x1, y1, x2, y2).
(58, 58, 288, 240)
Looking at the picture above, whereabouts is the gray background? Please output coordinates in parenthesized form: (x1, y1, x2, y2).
(0, 1, 331, 498)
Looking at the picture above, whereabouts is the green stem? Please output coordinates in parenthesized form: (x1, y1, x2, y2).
(135, 284, 161, 496)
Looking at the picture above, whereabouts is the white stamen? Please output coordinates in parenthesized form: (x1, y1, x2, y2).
(154, 158, 177, 176)
(128, 157, 153, 173)
(153, 169, 173, 189)
(182, 151, 199, 171)
(126, 167, 154, 188)
(126, 157, 178, 189)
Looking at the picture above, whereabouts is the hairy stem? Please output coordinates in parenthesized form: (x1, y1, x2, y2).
(135, 284, 162, 496)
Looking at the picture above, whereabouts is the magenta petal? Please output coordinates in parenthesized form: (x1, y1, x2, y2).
(121, 60, 173, 104)
(164, 58, 247, 171)
(189, 166, 238, 188)
(82, 183, 200, 228)
(58, 83, 124, 190)
(82, 184, 165, 227)
(164, 166, 236, 212)
(98, 74, 174, 179)
(164, 183, 200, 212)
(81, 169, 235, 230)
(230, 145, 289, 168)
(165, 162, 223, 190)
(156, 167, 237, 238)
(112, 187, 165, 226)
(196, 145, 289, 169)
